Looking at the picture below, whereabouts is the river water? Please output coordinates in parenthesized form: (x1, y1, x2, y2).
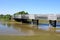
(0, 21, 60, 36)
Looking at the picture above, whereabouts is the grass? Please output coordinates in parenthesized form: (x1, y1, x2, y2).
(0, 33, 60, 40)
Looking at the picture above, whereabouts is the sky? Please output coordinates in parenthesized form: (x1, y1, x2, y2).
(0, 0, 60, 15)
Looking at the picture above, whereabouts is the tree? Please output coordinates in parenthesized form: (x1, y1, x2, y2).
(0, 14, 4, 18)
(4, 14, 11, 20)
(14, 11, 28, 15)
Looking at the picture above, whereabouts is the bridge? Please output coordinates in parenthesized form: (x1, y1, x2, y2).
(12, 14, 48, 23)
(12, 14, 60, 27)
(12, 14, 60, 19)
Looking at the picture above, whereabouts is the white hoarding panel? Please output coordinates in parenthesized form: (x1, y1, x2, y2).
(29, 14, 35, 19)
(18, 15, 21, 18)
(48, 14, 57, 20)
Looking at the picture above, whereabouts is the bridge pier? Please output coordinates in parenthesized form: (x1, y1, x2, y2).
(49, 20, 56, 27)
(49, 20, 56, 32)
(32, 19, 39, 26)
(36, 20, 39, 25)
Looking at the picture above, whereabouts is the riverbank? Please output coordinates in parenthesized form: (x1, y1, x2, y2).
(0, 33, 60, 40)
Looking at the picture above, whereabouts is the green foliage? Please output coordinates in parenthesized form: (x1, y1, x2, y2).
(0, 14, 11, 20)
(0, 14, 4, 18)
(0, 11, 28, 20)
(3, 14, 11, 20)
(14, 11, 28, 15)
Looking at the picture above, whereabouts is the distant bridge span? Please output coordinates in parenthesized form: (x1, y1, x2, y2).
(12, 14, 60, 26)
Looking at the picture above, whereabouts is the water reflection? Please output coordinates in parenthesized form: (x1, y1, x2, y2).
(0, 21, 39, 35)
(0, 21, 60, 36)
(38, 23, 60, 33)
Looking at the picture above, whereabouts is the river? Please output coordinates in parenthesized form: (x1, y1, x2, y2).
(0, 21, 60, 36)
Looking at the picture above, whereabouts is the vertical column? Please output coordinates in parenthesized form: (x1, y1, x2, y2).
(48, 14, 57, 32)
(49, 20, 56, 32)
(32, 19, 34, 24)
(36, 19, 39, 25)
(52, 20, 56, 27)
(36, 19, 39, 29)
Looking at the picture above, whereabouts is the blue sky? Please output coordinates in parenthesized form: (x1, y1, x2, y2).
(0, 0, 60, 15)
